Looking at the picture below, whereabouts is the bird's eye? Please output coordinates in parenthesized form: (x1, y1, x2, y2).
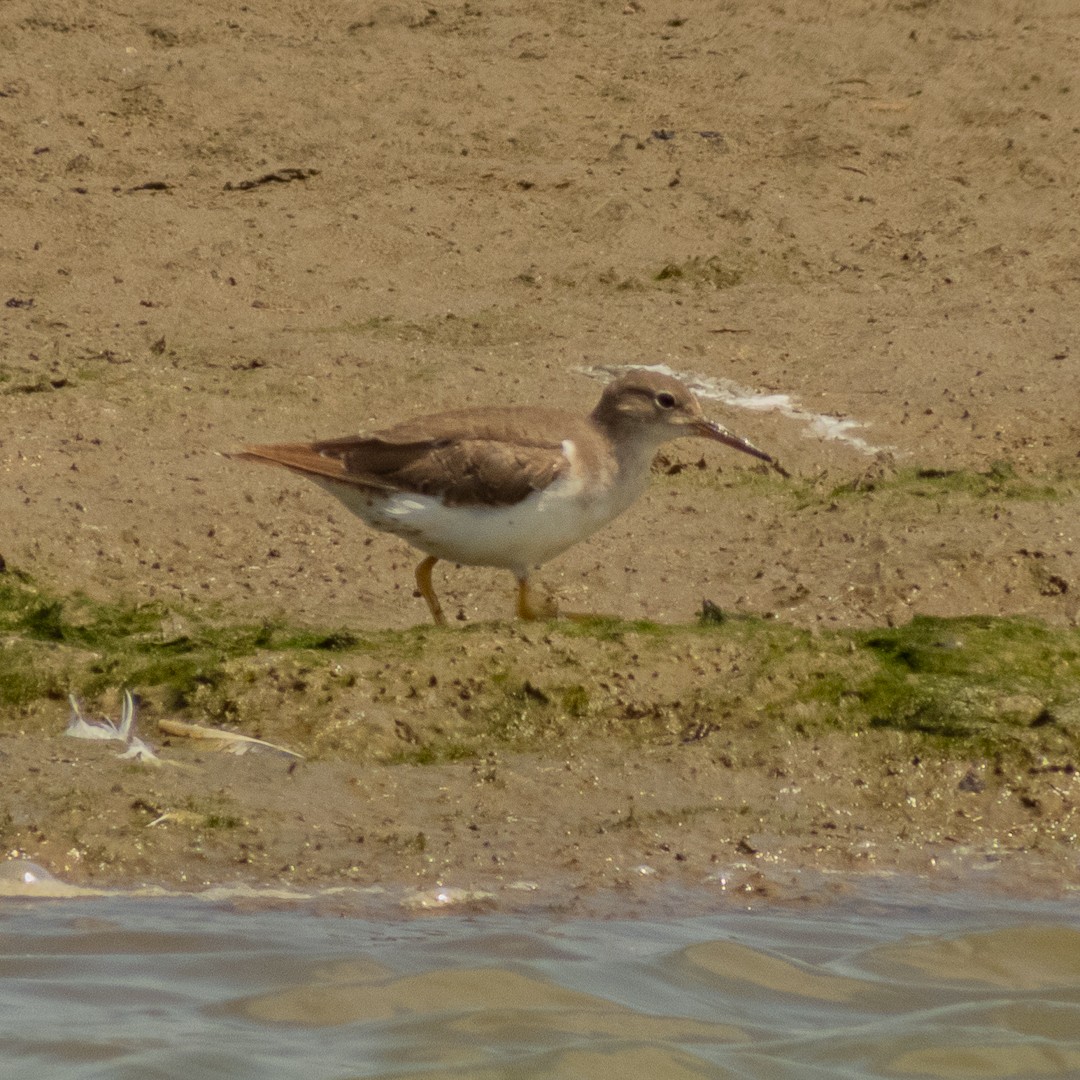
(655, 391, 677, 410)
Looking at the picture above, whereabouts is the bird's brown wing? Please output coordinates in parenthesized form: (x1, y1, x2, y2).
(336, 436, 568, 507)
(238, 408, 578, 508)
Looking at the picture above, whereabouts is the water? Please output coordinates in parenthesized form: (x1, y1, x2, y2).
(2, 881, 1079, 1079)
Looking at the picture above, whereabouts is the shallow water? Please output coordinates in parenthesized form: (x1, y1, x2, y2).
(3, 882, 1080, 1079)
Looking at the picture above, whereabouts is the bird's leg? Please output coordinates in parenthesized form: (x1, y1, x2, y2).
(515, 576, 559, 620)
(415, 556, 447, 626)
(515, 576, 604, 621)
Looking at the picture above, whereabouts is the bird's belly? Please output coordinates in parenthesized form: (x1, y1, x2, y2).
(317, 473, 642, 575)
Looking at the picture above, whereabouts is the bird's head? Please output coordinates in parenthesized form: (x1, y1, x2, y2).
(592, 370, 772, 462)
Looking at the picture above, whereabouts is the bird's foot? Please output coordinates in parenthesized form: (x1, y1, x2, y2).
(516, 580, 611, 622)
(516, 580, 561, 621)
(559, 609, 610, 622)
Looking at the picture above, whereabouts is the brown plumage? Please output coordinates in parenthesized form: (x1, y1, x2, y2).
(243, 407, 586, 508)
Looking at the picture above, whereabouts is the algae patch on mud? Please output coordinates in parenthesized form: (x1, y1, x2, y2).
(2, 569, 1078, 769)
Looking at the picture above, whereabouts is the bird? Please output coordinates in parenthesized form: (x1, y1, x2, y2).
(234, 370, 773, 625)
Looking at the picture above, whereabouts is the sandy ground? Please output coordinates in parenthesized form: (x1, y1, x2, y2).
(1, 0, 1079, 908)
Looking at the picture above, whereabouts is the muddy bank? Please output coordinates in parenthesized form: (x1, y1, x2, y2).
(2, 1, 1079, 904)
(2, 584, 1079, 905)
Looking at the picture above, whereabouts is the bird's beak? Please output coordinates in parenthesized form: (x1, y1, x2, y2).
(693, 418, 773, 463)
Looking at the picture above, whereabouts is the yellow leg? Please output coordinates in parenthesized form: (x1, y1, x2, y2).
(516, 577, 559, 621)
(415, 556, 447, 626)
(516, 576, 607, 622)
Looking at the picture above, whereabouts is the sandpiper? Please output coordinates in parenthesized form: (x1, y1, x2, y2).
(235, 370, 772, 624)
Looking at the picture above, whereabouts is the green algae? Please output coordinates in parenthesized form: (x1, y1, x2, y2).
(1, 569, 1078, 767)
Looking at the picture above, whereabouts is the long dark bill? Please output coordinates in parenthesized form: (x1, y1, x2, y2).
(692, 419, 773, 464)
